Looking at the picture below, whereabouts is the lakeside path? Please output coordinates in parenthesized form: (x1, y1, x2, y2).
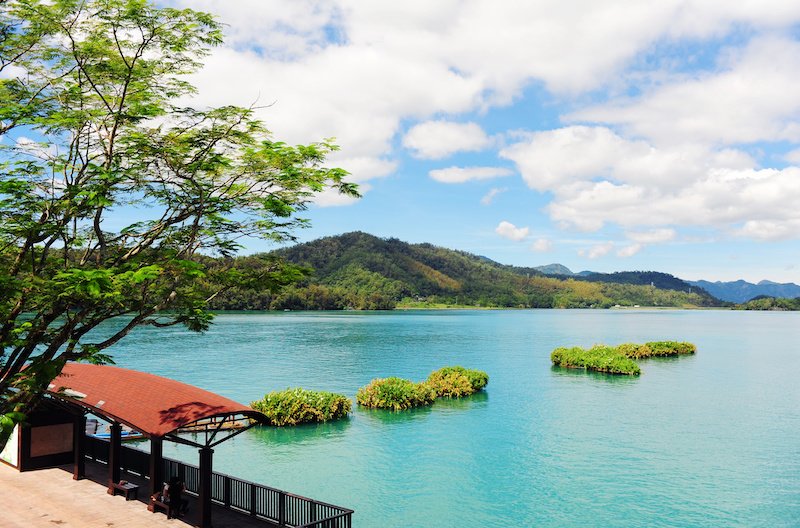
(0, 463, 178, 528)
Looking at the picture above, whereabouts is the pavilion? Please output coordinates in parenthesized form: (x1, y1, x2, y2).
(46, 363, 267, 528)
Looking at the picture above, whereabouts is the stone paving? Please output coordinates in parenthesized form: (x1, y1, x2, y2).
(1, 463, 177, 528)
(0, 461, 279, 528)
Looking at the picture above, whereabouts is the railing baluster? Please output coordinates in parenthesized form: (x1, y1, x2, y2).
(279, 490, 286, 526)
(224, 475, 231, 508)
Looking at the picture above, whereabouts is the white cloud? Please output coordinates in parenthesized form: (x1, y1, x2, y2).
(501, 126, 800, 241)
(785, 148, 800, 164)
(429, 166, 513, 184)
(626, 228, 676, 244)
(579, 242, 614, 259)
(480, 187, 506, 205)
(495, 221, 529, 241)
(329, 155, 397, 183)
(499, 126, 755, 193)
(313, 183, 369, 207)
(403, 120, 492, 159)
(531, 238, 553, 252)
(736, 219, 800, 241)
(617, 243, 643, 257)
(570, 37, 800, 146)
(542, 167, 800, 240)
(168, 0, 800, 209)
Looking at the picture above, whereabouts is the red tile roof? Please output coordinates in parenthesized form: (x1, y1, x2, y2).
(48, 363, 264, 437)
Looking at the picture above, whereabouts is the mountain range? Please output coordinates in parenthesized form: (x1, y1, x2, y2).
(532, 264, 800, 303)
(686, 280, 800, 303)
(226, 232, 720, 309)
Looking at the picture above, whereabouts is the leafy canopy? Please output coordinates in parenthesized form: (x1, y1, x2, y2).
(0, 0, 357, 446)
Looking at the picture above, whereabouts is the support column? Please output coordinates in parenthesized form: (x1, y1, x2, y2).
(199, 446, 214, 528)
(149, 437, 163, 496)
(73, 414, 86, 480)
(106, 422, 122, 494)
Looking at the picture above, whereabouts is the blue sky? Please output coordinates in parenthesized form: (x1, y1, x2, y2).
(168, 1, 800, 283)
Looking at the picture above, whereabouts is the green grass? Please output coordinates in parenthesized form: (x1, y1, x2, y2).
(251, 388, 352, 426)
(551, 341, 697, 375)
(427, 366, 489, 397)
(356, 377, 437, 411)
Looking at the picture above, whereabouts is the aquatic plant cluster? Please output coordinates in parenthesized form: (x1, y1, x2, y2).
(357, 366, 490, 410)
(551, 341, 696, 375)
(355, 377, 437, 411)
(250, 388, 352, 426)
(250, 366, 489, 424)
(427, 366, 489, 397)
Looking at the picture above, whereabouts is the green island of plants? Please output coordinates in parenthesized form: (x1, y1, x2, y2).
(551, 341, 696, 375)
(356, 377, 437, 411)
(616, 341, 697, 359)
(428, 366, 489, 397)
(251, 388, 352, 426)
(551, 345, 642, 375)
(357, 366, 489, 410)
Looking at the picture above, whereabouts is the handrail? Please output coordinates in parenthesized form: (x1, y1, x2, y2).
(85, 435, 353, 528)
(296, 510, 353, 528)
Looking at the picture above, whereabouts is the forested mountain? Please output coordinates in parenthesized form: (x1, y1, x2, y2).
(734, 296, 800, 311)
(688, 279, 800, 303)
(577, 271, 708, 295)
(208, 232, 722, 310)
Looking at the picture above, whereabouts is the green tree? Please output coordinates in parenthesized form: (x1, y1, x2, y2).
(0, 0, 357, 448)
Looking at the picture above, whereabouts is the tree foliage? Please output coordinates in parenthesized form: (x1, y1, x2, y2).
(0, 0, 356, 446)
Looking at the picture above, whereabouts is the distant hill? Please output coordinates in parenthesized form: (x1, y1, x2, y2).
(207, 232, 722, 310)
(580, 271, 709, 295)
(688, 279, 800, 303)
(534, 263, 574, 276)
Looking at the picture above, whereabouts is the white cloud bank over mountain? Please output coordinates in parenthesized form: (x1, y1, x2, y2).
(171, 0, 800, 248)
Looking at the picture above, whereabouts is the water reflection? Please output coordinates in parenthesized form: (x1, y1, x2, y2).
(356, 404, 434, 424)
(550, 365, 639, 385)
(249, 418, 352, 444)
(431, 391, 489, 410)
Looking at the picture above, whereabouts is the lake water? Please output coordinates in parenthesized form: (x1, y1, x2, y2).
(105, 309, 800, 527)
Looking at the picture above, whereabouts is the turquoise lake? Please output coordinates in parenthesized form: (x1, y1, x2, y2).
(104, 309, 800, 527)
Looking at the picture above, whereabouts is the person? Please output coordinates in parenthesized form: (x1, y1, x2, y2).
(166, 476, 189, 517)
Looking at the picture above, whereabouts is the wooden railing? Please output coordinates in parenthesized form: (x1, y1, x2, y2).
(85, 436, 353, 528)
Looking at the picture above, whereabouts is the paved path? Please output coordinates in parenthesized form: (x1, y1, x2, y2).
(0, 462, 279, 528)
(0, 463, 176, 528)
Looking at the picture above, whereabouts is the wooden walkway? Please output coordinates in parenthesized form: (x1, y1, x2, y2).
(0, 460, 280, 528)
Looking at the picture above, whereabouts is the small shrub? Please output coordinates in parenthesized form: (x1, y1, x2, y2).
(251, 388, 351, 426)
(356, 377, 436, 411)
(428, 366, 489, 397)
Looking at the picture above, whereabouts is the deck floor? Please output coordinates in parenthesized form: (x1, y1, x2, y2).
(1, 459, 280, 528)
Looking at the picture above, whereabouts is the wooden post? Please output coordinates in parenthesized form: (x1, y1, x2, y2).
(73, 414, 85, 480)
(199, 446, 213, 528)
(106, 422, 122, 494)
(149, 437, 163, 496)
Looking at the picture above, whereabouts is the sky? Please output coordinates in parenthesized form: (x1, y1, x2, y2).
(166, 0, 800, 283)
